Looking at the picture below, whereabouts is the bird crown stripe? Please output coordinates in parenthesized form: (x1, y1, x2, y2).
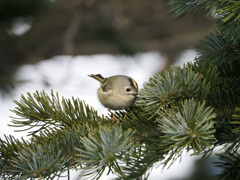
(130, 78, 138, 88)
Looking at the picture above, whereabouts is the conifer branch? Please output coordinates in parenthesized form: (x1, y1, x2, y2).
(168, 0, 207, 19)
(75, 125, 135, 179)
(10, 90, 106, 136)
(158, 99, 216, 156)
(215, 152, 240, 180)
(197, 31, 240, 75)
(137, 66, 210, 116)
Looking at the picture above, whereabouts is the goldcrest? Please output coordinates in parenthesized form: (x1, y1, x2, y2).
(89, 74, 138, 110)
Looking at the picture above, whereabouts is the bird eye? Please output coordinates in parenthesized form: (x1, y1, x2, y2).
(126, 88, 131, 92)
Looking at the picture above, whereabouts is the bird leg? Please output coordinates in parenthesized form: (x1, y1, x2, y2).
(108, 108, 118, 121)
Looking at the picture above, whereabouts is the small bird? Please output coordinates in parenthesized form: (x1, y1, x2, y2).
(88, 74, 138, 110)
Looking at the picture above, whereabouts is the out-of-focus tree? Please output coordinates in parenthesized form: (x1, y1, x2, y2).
(0, 0, 215, 92)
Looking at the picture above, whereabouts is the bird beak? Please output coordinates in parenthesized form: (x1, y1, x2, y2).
(133, 92, 138, 97)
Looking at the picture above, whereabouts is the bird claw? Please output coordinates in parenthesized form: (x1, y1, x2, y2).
(108, 108, 119, 122)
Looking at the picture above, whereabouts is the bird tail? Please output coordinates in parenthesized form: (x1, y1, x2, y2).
(88, 74, 105, 83)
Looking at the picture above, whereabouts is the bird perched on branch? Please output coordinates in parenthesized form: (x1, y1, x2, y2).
(88, 74, 138, 112)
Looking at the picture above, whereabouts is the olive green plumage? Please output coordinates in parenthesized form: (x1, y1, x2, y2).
(89, 74, 138, 110)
